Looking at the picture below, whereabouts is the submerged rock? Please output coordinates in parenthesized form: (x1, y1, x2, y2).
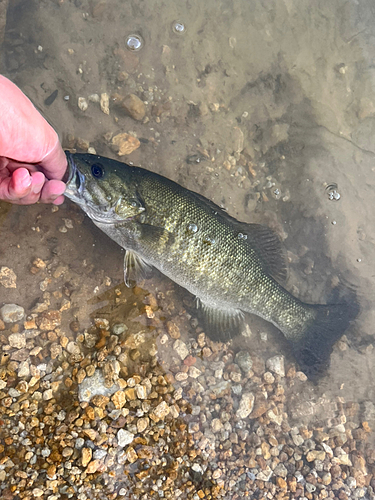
(0, 303, 24, 323)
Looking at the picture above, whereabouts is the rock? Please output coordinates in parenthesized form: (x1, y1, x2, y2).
(166, 321, 180, 339)
(137, 417, 148, 433)
(8, 332, 26, 349)
(78, 369, 120, 402)
(267, 407, 283, 425)
(111, 133, 140, 156)
(235, 351, 253, 372)
(18, 360, 30, 378)
(306, 450, 326, 462)
(173, 339, 189, 360)
(152, 401, 170, 420)
(236, 392, 254, 419)
(266, 355, 285, 377)
(117, 429, 134, 447)
(78, 97, 88, 111)
(86, 460, 100, 474)
(81, 448, 92, 467)
(211, 418, 223, 433)
(0, 304, 24, 323)
(189, 366, 201, 378)
(37, 310, 61, 331)
(274, 463, 288, 477)
(119, 94, 146, 121)
(257, 466, 272, 481)
(337, 453, 352, 466)
(112, 390, 126, 409)
(0, 266, 17, 288)
(100, 93, 110, 114)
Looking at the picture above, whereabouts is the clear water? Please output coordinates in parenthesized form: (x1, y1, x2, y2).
(1, 1, 375, 499)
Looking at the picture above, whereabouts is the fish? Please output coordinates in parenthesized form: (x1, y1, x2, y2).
(64, 152, 358, 380)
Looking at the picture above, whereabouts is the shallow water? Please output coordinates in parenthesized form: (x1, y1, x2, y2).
(1, 0, 375, 499)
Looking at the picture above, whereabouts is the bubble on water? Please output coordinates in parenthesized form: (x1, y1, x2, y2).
(126, 34, 144, 51)
(238, 233, 247, 240)
(172, 21, 186, 35)
(188, 223, 198, 233)
(325, 183, 341, 201)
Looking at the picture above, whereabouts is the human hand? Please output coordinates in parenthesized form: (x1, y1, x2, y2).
(0, 76, 67, 205)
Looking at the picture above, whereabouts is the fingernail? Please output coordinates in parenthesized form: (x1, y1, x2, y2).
(32, 184, 42, 195)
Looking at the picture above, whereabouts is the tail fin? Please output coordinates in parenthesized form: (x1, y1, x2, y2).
(292, 296, 359, 381)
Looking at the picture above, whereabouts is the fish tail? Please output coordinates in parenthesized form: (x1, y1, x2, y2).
(291, 297, 359, 380)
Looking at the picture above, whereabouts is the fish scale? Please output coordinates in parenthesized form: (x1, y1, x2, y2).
(65, 152, 358, 380)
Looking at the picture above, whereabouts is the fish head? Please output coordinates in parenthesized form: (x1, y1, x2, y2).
(64, 152, 145, 224)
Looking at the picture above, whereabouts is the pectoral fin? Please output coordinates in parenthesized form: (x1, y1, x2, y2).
(124, 250, 153, 287)
(196, 298, 244, 341)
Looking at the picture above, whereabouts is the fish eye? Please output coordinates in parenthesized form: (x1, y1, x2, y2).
(130, 199, 139, 207)
(91, 163, 104, 178)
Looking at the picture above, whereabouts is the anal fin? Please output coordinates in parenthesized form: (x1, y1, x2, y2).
(124, 250, 153, 287)
(196, 298, 244, 342)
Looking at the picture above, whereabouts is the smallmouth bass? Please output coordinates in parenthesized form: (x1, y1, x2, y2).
(65, 152, 358, 380)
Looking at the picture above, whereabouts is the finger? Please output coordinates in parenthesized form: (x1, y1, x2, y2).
(0, 176, 40, 205)
(8, 168, 33, 198)
(30, 171, 46, 195)
(6, 170, 45, 204)
(39, 179, 66, 204)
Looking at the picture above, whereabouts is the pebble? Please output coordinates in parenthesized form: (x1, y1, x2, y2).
(81, 448, 92, 467)
(137, 417, 149, 433)
(78, 369, 120, 402)
(8, 332, 26, 349)
(211, 418, 223, 433)
(189, 366, 201, 378)
(274, 463, 288, 477)
(0, 266, 17, 288)
(235, 351, 253, 372)
(117, 429, 134, 447)
(257, 466, 273, 481)
(153, 401, 170, 420)
(236, 392, 254, 419)
(306, 449, 326, 461)
(111, 132, 140, 156)
(266, 355, 285, 377)
(119, 93, 146, 121)
(78, 97, 88, 111)
(0, 303, 24, 323)
(100, 93, 109, 114)
(173, 339, 189, 360)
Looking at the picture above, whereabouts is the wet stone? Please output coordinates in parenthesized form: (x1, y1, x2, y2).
(236, 392, 255, 419)
(274, 463, 288, 477)
(0, 266, 17, 288)
(117, 429, 134, 447)
(235, 351, 253, 372)
(0, 304, 24, 323)
(153, 401, 170, 420)
(120, 93, 146, 121)
(81, 448, 92, 467)
(173, 339, 189, 360)
(78, 369, 120, 402)
(8, 332, 26, 349)
(37, 310, 61, 331)
(266, 355, 285, 377)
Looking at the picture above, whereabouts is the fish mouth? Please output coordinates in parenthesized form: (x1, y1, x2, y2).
(64, 151, 86, 201)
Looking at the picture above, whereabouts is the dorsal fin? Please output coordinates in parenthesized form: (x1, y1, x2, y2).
(239, 222, 288, 283)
